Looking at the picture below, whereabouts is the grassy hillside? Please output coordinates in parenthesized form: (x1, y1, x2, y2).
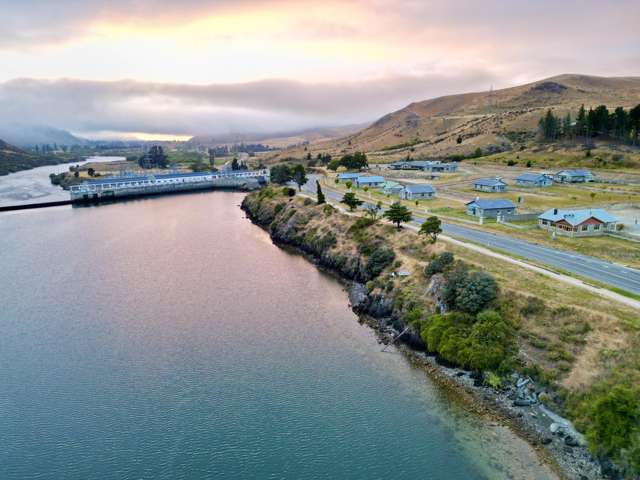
(268, 74, 640, 164)
(0, 139, 77, 175)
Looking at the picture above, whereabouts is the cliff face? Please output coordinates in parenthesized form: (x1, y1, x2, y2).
(241, 188, 431, 340)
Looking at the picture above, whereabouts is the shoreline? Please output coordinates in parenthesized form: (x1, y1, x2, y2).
(241, 195, 606, 480)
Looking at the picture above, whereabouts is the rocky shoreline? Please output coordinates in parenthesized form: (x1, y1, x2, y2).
(349, 283, 608, 480)
(241, 192, 611, 480)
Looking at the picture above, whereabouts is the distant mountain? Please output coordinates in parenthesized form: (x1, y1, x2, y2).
(0, 124, 87, 147)
(272, 74, 640, 161)
(0, 138, 75, 176)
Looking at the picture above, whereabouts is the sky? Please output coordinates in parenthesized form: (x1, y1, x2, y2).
(0, 0, 638, 140)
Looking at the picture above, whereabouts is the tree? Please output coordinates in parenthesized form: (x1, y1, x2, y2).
(576, 104, 587, 139)
(345, 180, 353, 190)
(473, 147, 482, 158)
(419, 216, 442, 243)
(340, 151, 368, 170)
(292, 164, 307, 191)
(341, 192, 363, 211)
(455, 271, 499, 314)
(270, 164, 293, 184)
(383, 201, 412, 229)
(364, 201, 383, 221)
(538, 109, 560, 140)
(231, 157, 240, 170)
(327, 159, 341, 171)
(316, 180, 325, 205)
(87, 167, 95, 177)
(630, 104, 640, 145)
(363, 186, 369, 194)
(139, 145, 168, 169)
(583, 386, 640, 465)
(208, 148, 216, 169)
(425, 251, 454, 276)
(613, 107, 630, 140)
(467, 310, 514, 372)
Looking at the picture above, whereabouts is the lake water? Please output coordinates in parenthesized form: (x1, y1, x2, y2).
(0, 191, 555, 479)
(0, 156, 125, 206)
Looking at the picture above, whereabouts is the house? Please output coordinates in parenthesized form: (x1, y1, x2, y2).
(389, 160, 436, 170)
(473, 178, 507, 192)
(465, 198, 517, 218)
(538, 208, 618, 236)
(553, 169, 594, 183)
(515, 173, 553, 187)
(401, 183, 436, 200)
(355, 175, 385, 188)
(429, 162, 459, 173)
(383, 181, 404, 196)
(338, 172, 361, 183)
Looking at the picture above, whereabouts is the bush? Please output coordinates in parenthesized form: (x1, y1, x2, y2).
(455, 271, 499, 314)
(466, 310, 515, 372)
(366, 247, 395, 278)
(425, 252, 454, 276)
(303, 197, 313, 206)
(521, 296, 545, 316)
(577, 386, 640, 472)
(350, 216, 375, 231)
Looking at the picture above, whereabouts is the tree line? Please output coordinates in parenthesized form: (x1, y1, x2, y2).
(539, 104, 640, 143)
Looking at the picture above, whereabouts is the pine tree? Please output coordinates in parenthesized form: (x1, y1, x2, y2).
(383, 202, 412, 230)
(316, 180, 325, 205)
(576, 104, 587, 139)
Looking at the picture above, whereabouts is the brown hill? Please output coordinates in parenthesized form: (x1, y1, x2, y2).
(0, 139, 71, 175)
(269, 74, 640, 163)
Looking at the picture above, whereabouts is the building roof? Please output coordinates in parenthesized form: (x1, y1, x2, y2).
(383, 181, 402, 188)
(474, 177, 507, 187)
(516, 173, 549, 182)
(466, 198, 516, 210)
(556, 169, 592, 177)
(84, 171, 221, 185)
(538, 208, 618, 226)
(338, 172, 361, 179)
(404, 183, 435, 194)
(356, 175, 385, 183)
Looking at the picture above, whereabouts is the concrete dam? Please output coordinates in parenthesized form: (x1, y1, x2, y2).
(69, 169, 269, 202)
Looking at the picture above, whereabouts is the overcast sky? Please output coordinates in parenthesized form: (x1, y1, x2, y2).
(0, 0, 638, 140)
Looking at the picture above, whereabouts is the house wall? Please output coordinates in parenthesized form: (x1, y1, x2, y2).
(403, 191, 435, 200)
(466, 206, 515, 217)
(537, 218, 615, 236)
(474, 184, 506, 192)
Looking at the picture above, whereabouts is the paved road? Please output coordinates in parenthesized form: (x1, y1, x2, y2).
(301, 177, 640, 295)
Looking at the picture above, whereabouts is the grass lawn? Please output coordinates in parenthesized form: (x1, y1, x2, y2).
(447, 184, 639, 212)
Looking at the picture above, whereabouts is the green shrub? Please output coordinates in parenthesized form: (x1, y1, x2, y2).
(573, 385, 640, 473)
(466, 310, 515, 372)
(425, 252, 454, 276)
(366, 247, 395, 278)
(273, 202, 287, 216)
(350, 216, 375, 231)
(521, 296, 545, 316)
(455, 271, 499, 314)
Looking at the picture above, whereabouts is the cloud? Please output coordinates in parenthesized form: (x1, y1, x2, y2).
(0, 71, 498, 138)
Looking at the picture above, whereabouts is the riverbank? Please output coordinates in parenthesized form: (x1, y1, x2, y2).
(241, 187, 613, 480)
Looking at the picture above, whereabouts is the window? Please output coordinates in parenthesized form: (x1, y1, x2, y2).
(594, 224, 600, 230)
(581, 225, 589, 231)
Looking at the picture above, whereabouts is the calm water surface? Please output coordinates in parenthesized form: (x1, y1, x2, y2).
(0, 156, 124, 206)
(0, 192, 556, 479)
